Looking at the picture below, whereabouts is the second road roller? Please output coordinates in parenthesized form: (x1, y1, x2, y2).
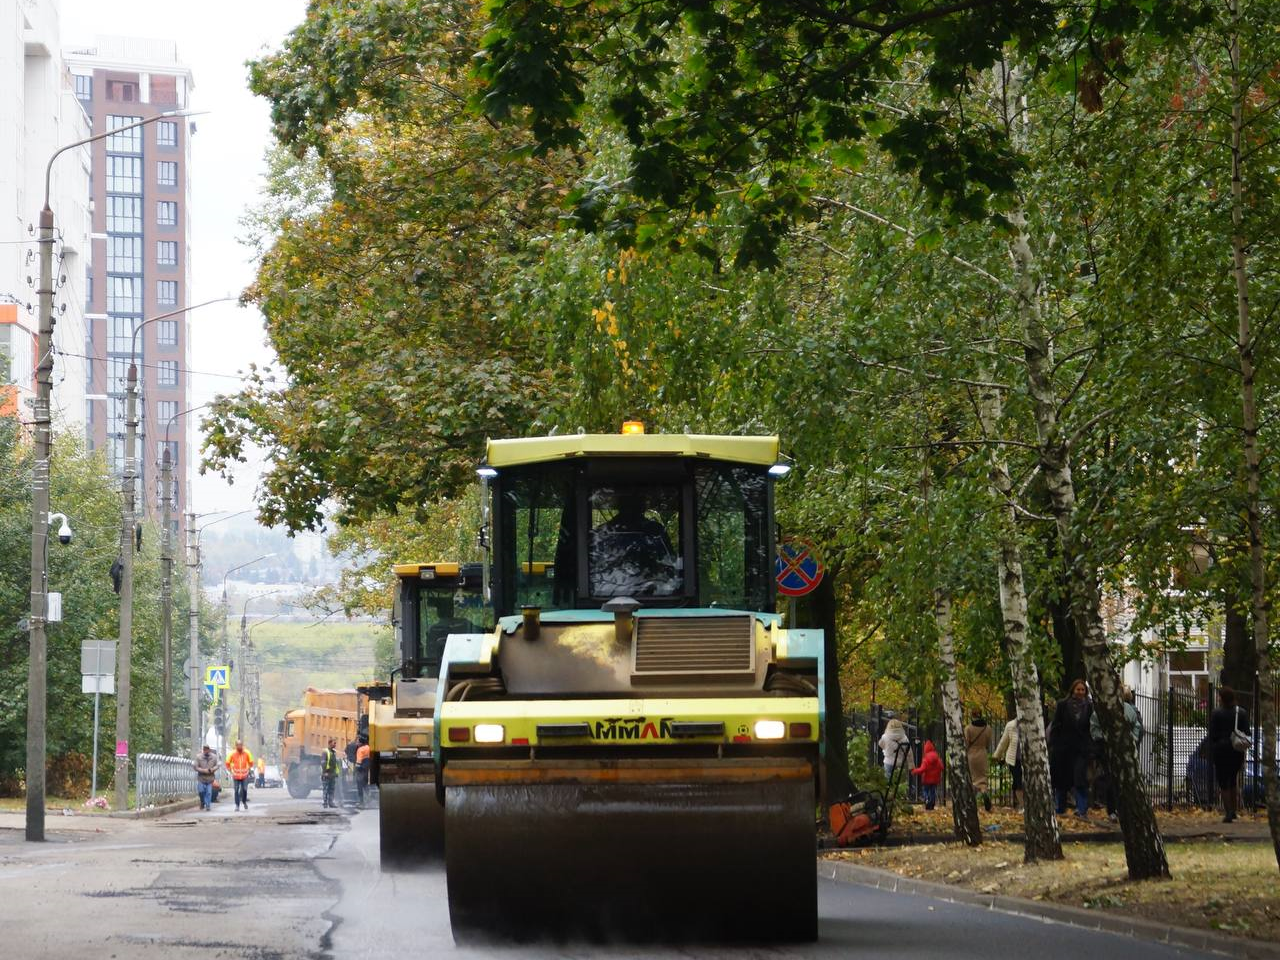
(434, 426, 824, 941)
(367, 562, 487, 866)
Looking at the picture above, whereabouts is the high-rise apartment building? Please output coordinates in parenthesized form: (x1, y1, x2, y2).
(1, 0, 90, 429)
(66, 37, 193, 530)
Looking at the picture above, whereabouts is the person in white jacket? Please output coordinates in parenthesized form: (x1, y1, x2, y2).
(878, 718, 911, 781)
(993, 717, 1022, 810)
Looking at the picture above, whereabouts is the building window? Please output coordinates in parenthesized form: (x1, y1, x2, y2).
(156, 240, 177, 265)
(106, 196, 142, 233)
(106, 276, 141, 314)
(85, 272, 93, 310)
(157, 400, 178, 422)
(157, 280, 177, 305)
(74, 74, 92, 102)
(106, 116, 142, 153)
(107, 358, 131, 394)
(156, 121, 177, 147)
(158, 360, 178, 387)
(107, 317, 137, 354)
(106, 155, 142, 193)
(157, 201, 177, 227)
(106, 79, 138, 102)
(157, 161, 177, 186)
(106, 236, 142, 274)
(156, 320, 178, 346)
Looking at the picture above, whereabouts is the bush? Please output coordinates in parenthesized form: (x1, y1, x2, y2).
(46, 752, 92, 798)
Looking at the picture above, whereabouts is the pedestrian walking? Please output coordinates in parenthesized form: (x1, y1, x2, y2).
(877, 718, 910, 781)
(1210, 687, 1250, 823)
(993, 716, 1022, 810)
(965, 711, 994, 812)
(1089, 685, 1144, 821)
(355, 737, 371, 807)
(193, 744, 218, 810)
(321, 737, 340, 808)
(226, 739, 254, 811)
(256, 756, 266, 789)
(1049, 679, 1092, 819)
(911, 739, 944, 811)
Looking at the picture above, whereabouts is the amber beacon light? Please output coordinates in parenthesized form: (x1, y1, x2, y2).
(621, 420, 645, 435)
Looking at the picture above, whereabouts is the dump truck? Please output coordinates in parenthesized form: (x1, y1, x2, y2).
(279, 687, 363, 799)
(367, 562, 487, 866)
(434, 427, 824, 942)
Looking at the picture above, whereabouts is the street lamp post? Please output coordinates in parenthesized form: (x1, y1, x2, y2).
(218, 554, 274, 751)
(186, 509, 252, 756)
(114, 297, 234, 812)
(237, 592, 282, 745)
(158, 403, 210, 755)
(28, 111, 193, 840)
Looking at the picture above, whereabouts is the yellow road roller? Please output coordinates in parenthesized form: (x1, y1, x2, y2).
(369, 562, 486, 867)
(435, 428, 823, 941)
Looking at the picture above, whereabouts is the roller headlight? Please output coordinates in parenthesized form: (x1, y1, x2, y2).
(754, 719, 786, 740)
(474, 723, 506, 744)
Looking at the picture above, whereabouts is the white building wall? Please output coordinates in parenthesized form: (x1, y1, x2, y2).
(0, 0, 90, 432)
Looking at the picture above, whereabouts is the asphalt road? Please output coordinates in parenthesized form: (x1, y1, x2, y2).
(0, 787, 1220, 960)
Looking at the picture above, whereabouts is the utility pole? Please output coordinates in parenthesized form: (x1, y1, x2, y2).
(238, 610, 248, 741)
(188, 511, 200, 757)
(113, 363, 138, 812)
(24, 204, 54, 842)
(160, 447, 173, 754)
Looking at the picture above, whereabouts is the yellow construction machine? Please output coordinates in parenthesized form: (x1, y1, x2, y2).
(368, 562, 486, 866)
(434, 427, 824, 942)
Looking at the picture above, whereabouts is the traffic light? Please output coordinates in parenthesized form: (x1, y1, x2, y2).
(214, 703, 226, 735)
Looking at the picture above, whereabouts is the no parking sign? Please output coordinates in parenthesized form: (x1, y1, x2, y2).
(775, 538, 824, 597)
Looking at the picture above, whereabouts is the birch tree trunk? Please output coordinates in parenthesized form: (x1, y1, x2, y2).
(976, 379, 1062, 862)
(1227, 0, 1280, 869)
(1001, 59, 1169, 881)
(935, 590, 982, 846)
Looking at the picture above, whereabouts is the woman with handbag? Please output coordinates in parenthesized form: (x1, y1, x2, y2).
(1209, 687, 1251, 823)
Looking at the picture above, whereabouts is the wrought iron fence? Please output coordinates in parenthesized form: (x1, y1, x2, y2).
(136, 753, 197, 809)
(851, 679, 1277, 812)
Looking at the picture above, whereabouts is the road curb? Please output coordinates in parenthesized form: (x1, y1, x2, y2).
(109, 797, 201, 820)
(818, 859, 1280, 960)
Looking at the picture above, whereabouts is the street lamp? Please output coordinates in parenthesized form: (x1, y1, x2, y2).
(216, 553, 275, 752)
(113, 296, 237, 811)
(238, 591, 284, 744)
(27, 111, 198, 841)
(155, 402, 210, 755)
(186, 509, 253, 756)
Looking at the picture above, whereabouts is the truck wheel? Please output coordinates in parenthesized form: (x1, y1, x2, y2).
(287, 766, 311, 799)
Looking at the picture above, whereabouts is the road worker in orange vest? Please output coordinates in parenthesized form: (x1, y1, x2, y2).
(355, 737, 371, 807)
(227, 740, 254, 811)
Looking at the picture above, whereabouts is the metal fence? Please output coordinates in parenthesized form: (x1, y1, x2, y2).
(136, 753, 197, 809)
(853, 680, 1277, 812)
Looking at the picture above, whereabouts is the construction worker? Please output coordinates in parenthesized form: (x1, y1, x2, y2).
(355, 736, 371, 807)
(256, 756, 266, 789)
(226, 739, 254, 811)
(321, 737, 340, 808)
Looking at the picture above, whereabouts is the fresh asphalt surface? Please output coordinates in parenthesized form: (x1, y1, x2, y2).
(0, 786, 1219, 959)
(320, 793, 1218, 960)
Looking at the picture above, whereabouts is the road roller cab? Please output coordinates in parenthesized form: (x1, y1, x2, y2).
(372, 562, 486, 866)
(435, 428, 823, 942)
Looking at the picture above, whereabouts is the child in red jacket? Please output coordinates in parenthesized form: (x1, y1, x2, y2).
(912, 740, 944, 810)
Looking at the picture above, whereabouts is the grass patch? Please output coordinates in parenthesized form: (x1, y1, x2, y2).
(828, 810, 1280, 943)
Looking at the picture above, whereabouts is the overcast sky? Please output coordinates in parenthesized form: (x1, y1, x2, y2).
(61, 0, 309, 517)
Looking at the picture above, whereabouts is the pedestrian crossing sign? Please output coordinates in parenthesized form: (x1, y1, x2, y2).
(205, 665, 229, 688)
(204, 683, 219, 703)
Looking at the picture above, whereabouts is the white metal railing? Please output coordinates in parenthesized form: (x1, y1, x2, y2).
(136, 752, 197, 808)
